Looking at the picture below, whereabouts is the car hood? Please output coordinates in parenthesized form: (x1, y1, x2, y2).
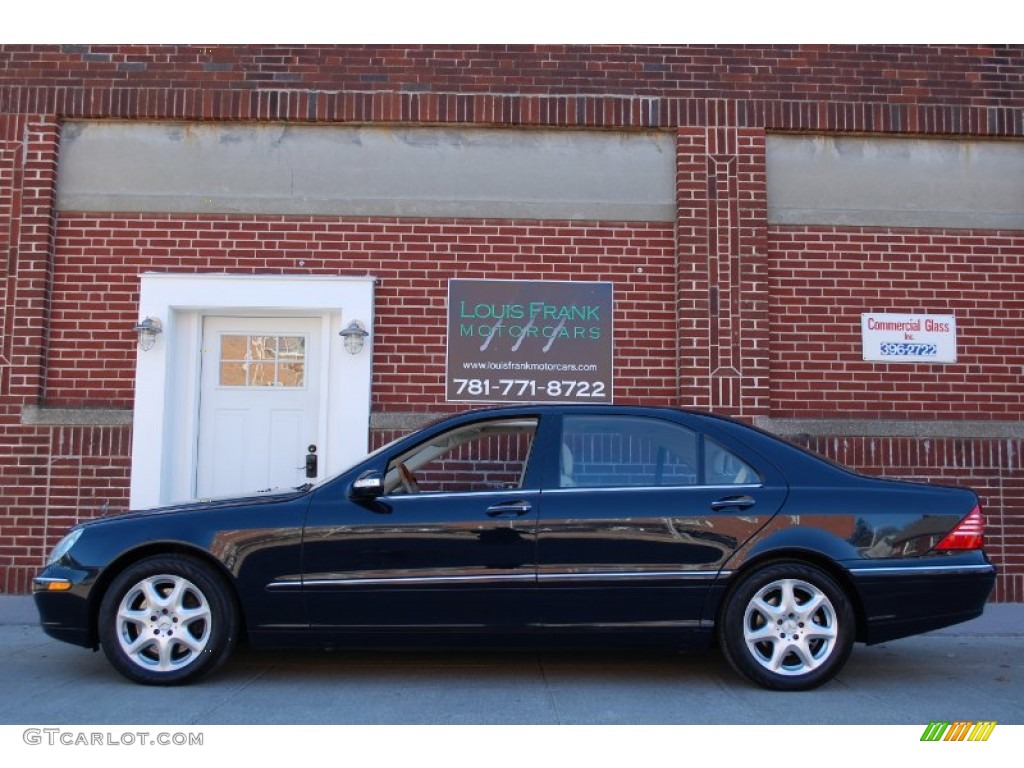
(83, 487, 310, 525)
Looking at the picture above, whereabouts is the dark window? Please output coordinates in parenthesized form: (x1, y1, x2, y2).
(703, 437, 760, 486)
(560, 415, 698, 488)
(561, 416, 760, 488)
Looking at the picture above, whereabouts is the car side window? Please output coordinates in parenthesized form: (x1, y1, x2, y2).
(384, 418, 537, 495)
(703, 437, 760, 485)
(560, 415, 698, 488)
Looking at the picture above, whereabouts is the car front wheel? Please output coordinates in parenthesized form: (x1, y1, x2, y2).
(719, 562, 854, 691)
(98, 555, 237, 685)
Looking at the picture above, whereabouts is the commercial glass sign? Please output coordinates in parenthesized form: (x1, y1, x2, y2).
(447, 279, 613, 403)
(861, 313, 957, 363)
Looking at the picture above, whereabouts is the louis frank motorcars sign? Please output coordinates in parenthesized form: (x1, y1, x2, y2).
(861, 313, 957, 363)
(447, 279, 613, 403)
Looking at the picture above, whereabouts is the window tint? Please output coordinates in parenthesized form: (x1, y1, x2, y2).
(703, 437, 760, 485)
(560, 415, 698, 488)
(385, 418, 537, 495)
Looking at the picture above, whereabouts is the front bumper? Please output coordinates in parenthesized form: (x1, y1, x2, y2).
(33, 566, 97, 649)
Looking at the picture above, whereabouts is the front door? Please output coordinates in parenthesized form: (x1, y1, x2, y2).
(302, 415, 541, 629)
(197, 317, 322, 498)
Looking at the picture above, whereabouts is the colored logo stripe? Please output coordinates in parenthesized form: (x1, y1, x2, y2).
(921, 721, 996, 742)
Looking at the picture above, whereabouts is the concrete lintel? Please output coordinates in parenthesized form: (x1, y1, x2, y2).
(22, 405, 133, 427)
(57, 122, 677, 222)
(767, 135, 1024, 230)
(755, 416, 1024, 440)
(369, 412, 445, 432)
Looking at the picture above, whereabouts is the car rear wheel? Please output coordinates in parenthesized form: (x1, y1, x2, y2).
(98, 555, 237, 685)
(719, 561, 854, 691)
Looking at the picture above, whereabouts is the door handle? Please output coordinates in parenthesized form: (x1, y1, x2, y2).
(710, 495, 756, 511)
(486, 501, 532, 517)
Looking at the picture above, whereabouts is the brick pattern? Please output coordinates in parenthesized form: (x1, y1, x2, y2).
(0, 115, 60, 400)
(47, 214, 679, 410)
(768, 228, 1024, 419)
(0, 46, 1021, 135)
(0, 116, 65, 592)
(676, 127, 770, 418)
(676, 129, 712, 410)
(0, 424, 131, 594)
(0, 45, 1020, 107)
(0, 89, 1019, 136)
(0, 115, 19, 388)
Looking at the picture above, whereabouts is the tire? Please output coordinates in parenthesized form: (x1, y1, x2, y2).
(719, 561, 854, 691)
(97, 555, 238, 685)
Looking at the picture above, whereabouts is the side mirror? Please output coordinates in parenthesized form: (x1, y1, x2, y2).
(350, 470, 384, 499)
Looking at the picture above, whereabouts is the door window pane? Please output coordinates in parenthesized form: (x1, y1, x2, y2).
(561, 415, 698, 488)
(221, 334, 248, 359)
(276, 336, 306, 387)
(247, 362, 275, 387)
(703, 438, 760, 485)
(218, 333, 307, 388)
(248, 335, 276, 361)
(385, 418, 538, 495)
(219, 361, 247, 387)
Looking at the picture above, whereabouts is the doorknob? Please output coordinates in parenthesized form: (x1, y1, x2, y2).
(304, 444, 318, 478)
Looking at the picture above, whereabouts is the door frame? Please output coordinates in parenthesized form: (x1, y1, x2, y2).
(130, 273, 376, 508)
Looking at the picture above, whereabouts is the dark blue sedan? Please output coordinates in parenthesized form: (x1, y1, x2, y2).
(34, 405, 996, 690)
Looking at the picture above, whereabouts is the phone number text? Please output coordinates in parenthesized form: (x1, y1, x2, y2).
(451, 378, 608, 399)
(879, 342, 938, 357)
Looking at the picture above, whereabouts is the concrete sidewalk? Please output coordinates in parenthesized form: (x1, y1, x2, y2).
(4, 594, 1021, 633)
(0, 596, 40, 626)
(1, 594, 1021, 725)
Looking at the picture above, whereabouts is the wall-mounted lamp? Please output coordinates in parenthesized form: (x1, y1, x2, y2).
(132, 317, 163, 352)
(339, 319, 369, 355)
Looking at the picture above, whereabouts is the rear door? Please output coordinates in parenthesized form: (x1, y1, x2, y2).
(537, 412, 786, 630)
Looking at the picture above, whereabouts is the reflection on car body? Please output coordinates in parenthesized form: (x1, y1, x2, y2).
(34, 405, 996, 690)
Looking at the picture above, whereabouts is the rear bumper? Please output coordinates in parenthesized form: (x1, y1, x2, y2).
(846, 556, 997, 644)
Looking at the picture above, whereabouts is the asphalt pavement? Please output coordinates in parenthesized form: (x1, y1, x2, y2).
(1, 595, 1021, 725)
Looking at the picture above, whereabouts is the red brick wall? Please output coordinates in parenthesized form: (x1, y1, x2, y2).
(676, 127, 771, 418)
(1, 45, 1021, 109)
(768, 227, 1024, 419)
(0, 46, 1020, 135)
(47, 214, 678, 411)
(0, 424, 131, 593)
(0, 115, 59, 403)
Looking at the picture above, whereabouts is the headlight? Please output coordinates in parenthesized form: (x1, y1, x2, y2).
(46, 529, 83, 565)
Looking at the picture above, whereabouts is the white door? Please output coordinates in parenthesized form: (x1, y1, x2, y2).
(196, 317, 322, 498)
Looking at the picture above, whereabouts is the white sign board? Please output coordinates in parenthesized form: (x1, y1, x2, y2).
(861, 313, 957, 363)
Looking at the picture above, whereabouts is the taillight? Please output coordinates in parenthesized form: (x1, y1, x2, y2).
(935, 505, 985, 551)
